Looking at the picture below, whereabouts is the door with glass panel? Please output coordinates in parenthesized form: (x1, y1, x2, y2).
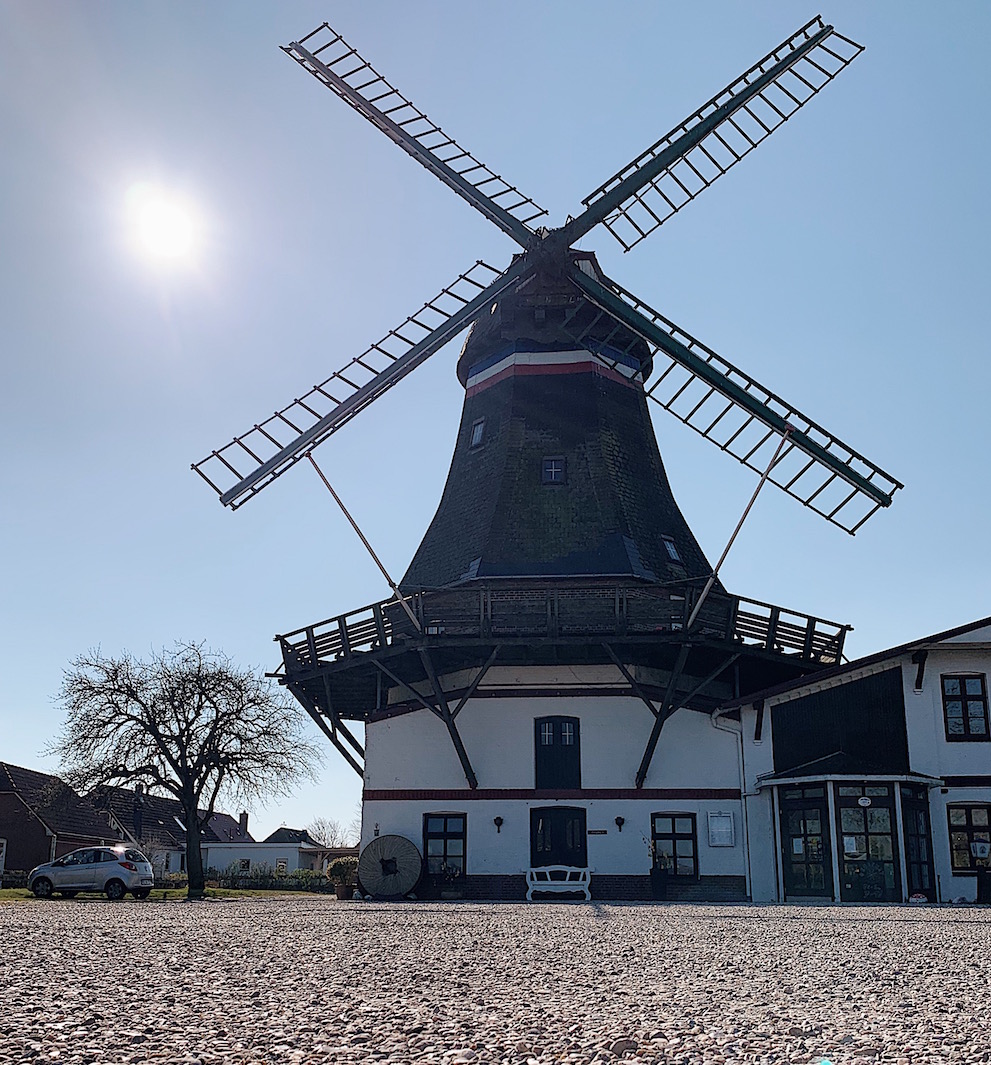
(779, 787, 832, 898)
(530, 806, 587, 868)
(835, 784, 900, 902)
(901, 785, 936, 901)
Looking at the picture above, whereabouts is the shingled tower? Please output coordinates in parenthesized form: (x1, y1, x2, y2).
(403, 253, 715, 590)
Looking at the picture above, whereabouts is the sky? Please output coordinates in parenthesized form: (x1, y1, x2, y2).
(1, 2, 989, 842)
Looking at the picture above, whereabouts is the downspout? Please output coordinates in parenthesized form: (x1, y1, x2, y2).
(711, 705, 751, 900)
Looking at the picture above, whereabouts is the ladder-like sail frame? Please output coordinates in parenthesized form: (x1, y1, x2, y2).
(193, 16, 899, 533)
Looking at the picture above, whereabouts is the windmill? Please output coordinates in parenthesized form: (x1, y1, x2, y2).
(191, 16, 901, 826)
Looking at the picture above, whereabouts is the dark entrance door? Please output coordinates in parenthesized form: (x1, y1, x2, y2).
(900, 784, 936, 901)
(835, 783, 901, 902)
(530, 806, 587, 868)
(779, 785, 832, 898)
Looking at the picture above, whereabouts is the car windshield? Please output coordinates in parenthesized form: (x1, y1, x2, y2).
(124, 849, 149, 863)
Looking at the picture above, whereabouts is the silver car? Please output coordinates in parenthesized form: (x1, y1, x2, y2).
(29, 845, 155, 900)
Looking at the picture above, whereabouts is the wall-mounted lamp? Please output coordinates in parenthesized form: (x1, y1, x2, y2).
(373, 822, 380, 837)
(493, 816, 504, 834)
(614, 816, 625, 832)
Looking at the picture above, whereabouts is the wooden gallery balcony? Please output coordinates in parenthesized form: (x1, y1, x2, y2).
(277, 582, 850, 683)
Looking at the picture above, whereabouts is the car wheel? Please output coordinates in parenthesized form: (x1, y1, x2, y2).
(132, 889, 150, 900)
(31, 877, 54, 899)
(60, 891, 78, 899)
(105, 879, 126, 901)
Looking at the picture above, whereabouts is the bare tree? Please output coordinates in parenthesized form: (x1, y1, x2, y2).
(305, 817, 348, 847)
(52, 642, 321, 898)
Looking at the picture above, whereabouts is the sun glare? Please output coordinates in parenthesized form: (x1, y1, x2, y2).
(125, 183, 200, 264)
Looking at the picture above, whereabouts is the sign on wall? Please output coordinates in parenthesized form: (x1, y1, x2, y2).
(707, 812, 735, 847)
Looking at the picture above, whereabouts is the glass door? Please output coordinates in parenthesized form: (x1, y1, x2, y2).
(835, 784, 900, 902)
(779, 786, 832, 898)
(900, 785, 935, 901)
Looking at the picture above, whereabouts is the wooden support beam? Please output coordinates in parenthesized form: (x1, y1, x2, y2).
(636, 644, 691, 789)
(372, 660, 443, 719)
(601, 643, 660, 718)
(633, 650, 742, 789)
(288, 681, 363, 778)
(322, 674, 365, 758)
(419, 648, 479, 790)
(451, 646, 501, 718)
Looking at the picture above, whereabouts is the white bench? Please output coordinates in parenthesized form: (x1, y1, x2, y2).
(525, 866, 592, 901)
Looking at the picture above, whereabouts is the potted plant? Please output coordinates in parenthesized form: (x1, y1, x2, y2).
(328, 856, 359, 900)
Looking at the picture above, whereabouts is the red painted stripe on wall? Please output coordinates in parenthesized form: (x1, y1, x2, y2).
(466, 360, 637, 397)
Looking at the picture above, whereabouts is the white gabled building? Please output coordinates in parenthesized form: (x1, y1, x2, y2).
(725, 616, 991, 904)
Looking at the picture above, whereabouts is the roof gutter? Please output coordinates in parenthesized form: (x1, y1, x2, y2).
(710, 705, 751, 900)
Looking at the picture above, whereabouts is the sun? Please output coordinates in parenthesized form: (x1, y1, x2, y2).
(125, 183, 200, 263)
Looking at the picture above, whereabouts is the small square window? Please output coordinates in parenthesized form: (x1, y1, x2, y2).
(470, 419, 485, 448)
(662, 536, 681, 562)
(541, 456, 566, 484)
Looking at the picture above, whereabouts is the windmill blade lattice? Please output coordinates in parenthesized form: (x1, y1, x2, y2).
(284, 24, 547, 247)
(565, 267, 902, 535)
(193, 260, 521, 508)
(573, 16, 863, 253)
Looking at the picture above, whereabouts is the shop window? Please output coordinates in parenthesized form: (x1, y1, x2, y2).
(948, 805, 991, 873)
(534, 716, 581, 788)
(942, 674, 989, 740)
(423, 814, 466, 878)
(651, 813, 697, 878)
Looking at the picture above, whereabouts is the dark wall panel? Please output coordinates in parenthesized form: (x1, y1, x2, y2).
(772, 668, 908, 774)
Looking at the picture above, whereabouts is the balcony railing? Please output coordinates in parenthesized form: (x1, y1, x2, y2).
(278, 582, 849, 673)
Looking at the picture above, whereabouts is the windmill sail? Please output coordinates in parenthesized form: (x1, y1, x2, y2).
(284, 24, 547, 246)
(565, 266, 902, 534)
(192, 260, 525, 508)
(567, 16, 863, 252)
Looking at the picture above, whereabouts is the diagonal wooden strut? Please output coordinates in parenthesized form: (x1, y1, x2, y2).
(419, 648, 478, 789)
(635, 644, 691, 789)
(287, 680, 364, 778)
(634, 649, 742, 788)
(452, 646, 500, 719)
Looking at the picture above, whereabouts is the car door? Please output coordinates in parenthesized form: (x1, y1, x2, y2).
(56, 850, 92, 890)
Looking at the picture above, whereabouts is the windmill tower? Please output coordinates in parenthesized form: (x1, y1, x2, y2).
(193, 16, 901, 901)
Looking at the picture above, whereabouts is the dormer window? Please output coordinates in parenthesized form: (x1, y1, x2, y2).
(542, 456, 566, 485)
(470, 419, 485, 449)
(662, 536, 681, 562)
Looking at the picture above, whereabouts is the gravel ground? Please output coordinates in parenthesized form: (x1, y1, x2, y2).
(2, 897, 990, 1065)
